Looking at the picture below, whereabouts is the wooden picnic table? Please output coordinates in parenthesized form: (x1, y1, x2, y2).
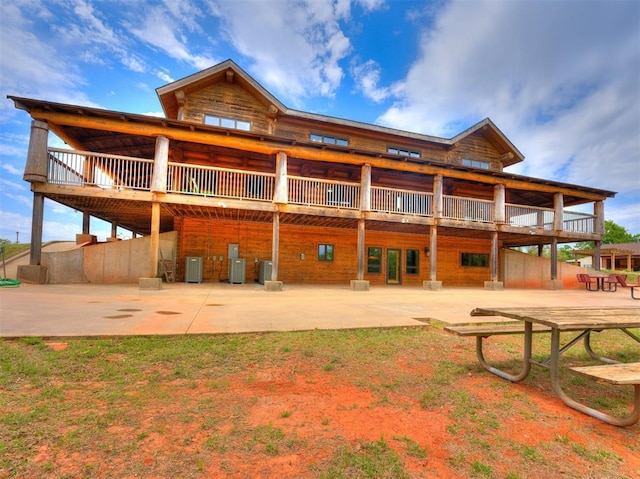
(468, 307, 640, 426)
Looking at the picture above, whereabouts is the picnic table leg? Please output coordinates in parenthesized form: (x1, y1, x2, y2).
(475, 321, 532, 382)
(550, 329, 640, 427)
(584, 328, 640, 364)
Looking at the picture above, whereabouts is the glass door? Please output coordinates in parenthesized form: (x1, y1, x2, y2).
(386, 249, 401, 284)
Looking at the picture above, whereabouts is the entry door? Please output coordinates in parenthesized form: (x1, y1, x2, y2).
(386, 249, 401, 284)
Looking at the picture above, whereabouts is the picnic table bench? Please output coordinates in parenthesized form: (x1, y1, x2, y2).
(445, 307, 640, 426)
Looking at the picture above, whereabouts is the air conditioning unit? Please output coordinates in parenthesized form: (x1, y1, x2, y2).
(229, 258, 246, 284)
(258, 260, 273, 284)
(185, 257, 203, 283)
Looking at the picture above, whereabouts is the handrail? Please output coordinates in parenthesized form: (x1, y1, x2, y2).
(45, 148, 597, 234)
(48, 148, 153, 190)
(444, 195, 494, 222)
(371, 186, 432, 215)
(506, 204, 554, 230)
(167, 162, 275, 201)
(288, 175, 360, 209)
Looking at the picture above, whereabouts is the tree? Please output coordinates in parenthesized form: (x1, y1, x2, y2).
(603, 220, 635, 244)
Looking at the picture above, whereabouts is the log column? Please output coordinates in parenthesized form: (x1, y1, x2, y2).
(18, 121, 50, 283)
(484, 231, 503, 290)
(265, 151, 287, 291)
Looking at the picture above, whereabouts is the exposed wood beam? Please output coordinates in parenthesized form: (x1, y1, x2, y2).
(31, 108, 607, 201)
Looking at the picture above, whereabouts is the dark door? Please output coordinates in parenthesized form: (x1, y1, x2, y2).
(386, 249, 401, 284)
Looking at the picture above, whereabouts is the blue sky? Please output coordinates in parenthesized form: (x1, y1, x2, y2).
(1, 0, 639, 243)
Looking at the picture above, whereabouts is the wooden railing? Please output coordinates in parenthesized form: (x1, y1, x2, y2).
(46, 148, 598, 234)
(563, 210, 596, 234)
(48, 148, 153, 190)
(443, 195, 494, 222)
(288, 176, 360, 209)
(371, 186, 432, 215)
(506, 204, 554, 229)
(167, 163, 275, 201)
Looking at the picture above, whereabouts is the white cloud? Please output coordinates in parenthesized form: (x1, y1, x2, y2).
(211, 0, 355, 104)
(377, 0, 640, 232)
(351, 59, 391, 103)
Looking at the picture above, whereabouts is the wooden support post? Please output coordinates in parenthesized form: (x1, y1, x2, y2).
(430, 226, 438, 281)
(553, 192, 564, 231)
(494, 184, 505, 224)
(23, 120, 49, 183)
(29, 192, 44, 265)
(594, 200, 605, 236)
(360, 164, 371, 212)
(490, 231, 499, 282)
(595, 241, 602, 271)
(550, 238, 558, 279)
(433, 175, 443, 218)
(151, 135, 169, 193)
(149, 202, 160, 277)
(357, 218, 365, 280)
(423, 225, 442, 290)
(111, 222, 117, 239)
(271, 211, 280, 281)
(82, 211, 90, 235)
(274, 152, 288, 204)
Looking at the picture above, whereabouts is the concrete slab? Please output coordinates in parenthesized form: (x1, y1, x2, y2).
(1, 282, 638, 338)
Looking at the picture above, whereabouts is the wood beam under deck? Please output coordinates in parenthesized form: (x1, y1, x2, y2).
(30, 108, 608, 202)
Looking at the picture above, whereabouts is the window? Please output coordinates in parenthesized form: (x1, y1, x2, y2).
(367, 247, 382, 273)
(461, 253, 489, 267)
(310, 133, 349, 147)
(318, 244, 334, 261)
(388, 147, 420, 158)
(406, 249, 419, 274)
(462, 158, 490, 169)
(204, 114, 251, 131)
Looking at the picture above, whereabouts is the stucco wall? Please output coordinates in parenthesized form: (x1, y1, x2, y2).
(43, 232, 177, 284)
(502, 248, 586, 289)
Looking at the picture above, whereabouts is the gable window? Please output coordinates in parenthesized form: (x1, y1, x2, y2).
(406, 249, 419, 274)
(204, 114, 251, 131)
(461, 252, 489, 267)
(367, 247, 382, 273)
(388, 147, 420, 158)
(318, 244, 334, 261)
(310, 133, 349, 147)
(462, 158, 489, 169)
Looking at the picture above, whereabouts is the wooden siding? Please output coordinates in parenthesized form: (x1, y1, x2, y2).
(183, 82, 272, 135)
(450, 133, 503, 170)
(175, 217, 492, 286)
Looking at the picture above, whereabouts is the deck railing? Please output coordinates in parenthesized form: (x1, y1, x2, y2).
(167, 163, 275, 201)
(443, 195, 494, 222)
(48, 148, 153, 190)
(371, 186, 433, 215)
(563, 210, 596, 233)
(288, 176, 360, 209)
(506, 204, 554, 230)
(46, 148, 598, 234)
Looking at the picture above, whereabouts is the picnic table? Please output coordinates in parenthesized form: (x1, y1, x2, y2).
(449, 307, 640, 426)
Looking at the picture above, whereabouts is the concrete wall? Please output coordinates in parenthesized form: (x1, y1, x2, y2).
(502, 248, 586, 290)
(43, 232, 177, 284)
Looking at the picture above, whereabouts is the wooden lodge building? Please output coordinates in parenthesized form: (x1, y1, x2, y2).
(10, 59, 616, 290)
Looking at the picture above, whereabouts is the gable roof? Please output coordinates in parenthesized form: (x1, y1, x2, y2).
(156, 59, 524, 167)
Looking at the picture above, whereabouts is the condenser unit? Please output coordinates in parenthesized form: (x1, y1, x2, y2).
(228, 258, 246, 284)
(258, 260, 273, 284)
(185, 257, 203, 283)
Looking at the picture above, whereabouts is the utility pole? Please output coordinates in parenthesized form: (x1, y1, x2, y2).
(16, 231, 19, 244)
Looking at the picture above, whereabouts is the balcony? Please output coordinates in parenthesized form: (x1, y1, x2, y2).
(45, 148, 598, 234)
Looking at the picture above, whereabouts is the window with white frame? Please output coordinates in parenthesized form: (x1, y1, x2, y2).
(462, 158, 490, 169)
(204, 114, 251, 131)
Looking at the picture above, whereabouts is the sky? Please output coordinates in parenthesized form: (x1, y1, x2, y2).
(0, 0, 639, 243)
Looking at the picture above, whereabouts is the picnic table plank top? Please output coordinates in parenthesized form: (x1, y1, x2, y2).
(470, 307, 640, 330)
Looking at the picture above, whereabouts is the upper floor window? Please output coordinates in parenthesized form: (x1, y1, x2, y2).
(462, 158, 490, 169)
(388, 147, 420, 158)
(310, 133, 349, 147)
(204, 114, 251, 131)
